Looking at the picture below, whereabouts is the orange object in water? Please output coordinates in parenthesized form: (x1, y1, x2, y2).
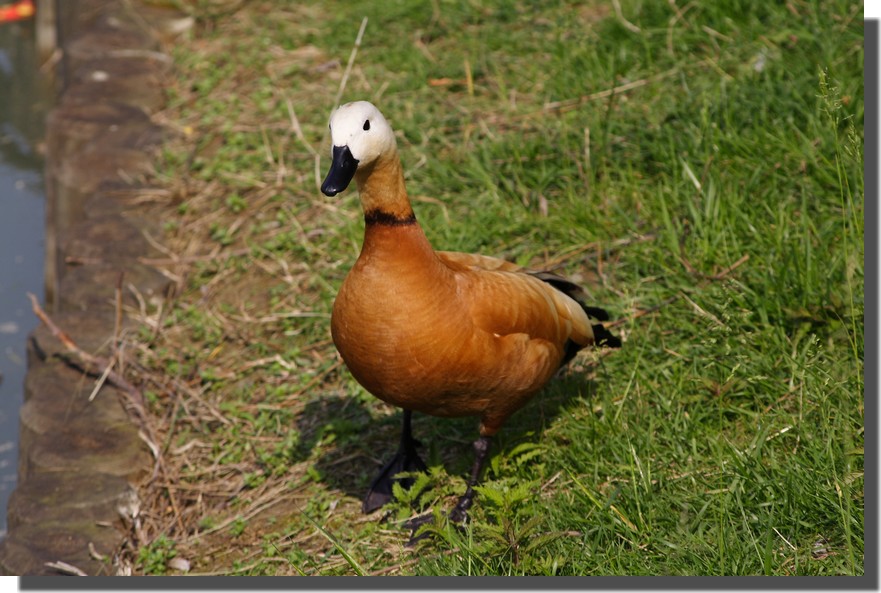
(0, 0, 35, 23)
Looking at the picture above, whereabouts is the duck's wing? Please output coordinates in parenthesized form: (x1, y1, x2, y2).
(436, 251, 621, 350)
(436, 251, 593, 346)
(435, 251, 525, 273)
(436, 251, 608, 317)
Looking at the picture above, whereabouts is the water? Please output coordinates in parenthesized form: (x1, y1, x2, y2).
(0, 15, 52, 539)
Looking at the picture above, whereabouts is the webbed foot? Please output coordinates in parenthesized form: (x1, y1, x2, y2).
(363, 442, 427, 513)
(363, 410, 427, 513)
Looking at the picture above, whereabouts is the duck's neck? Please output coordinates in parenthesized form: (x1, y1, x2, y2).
(355, 151, 440, 267)
(355, 152, 415, 225)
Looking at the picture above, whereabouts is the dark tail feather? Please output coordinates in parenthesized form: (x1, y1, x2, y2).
(560, 320, 620, 368)
(584, 306, 610, 321)
(592, 323, 622, 349)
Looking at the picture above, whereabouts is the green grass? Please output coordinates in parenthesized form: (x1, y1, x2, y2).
(134, 0, 864, 576)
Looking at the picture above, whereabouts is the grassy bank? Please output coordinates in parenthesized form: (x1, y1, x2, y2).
(126, 0, 864, 575)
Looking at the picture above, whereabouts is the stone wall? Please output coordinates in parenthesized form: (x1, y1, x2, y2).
(0, 0, 188, 576)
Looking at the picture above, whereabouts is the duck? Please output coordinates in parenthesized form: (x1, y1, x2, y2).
(320, 100, 620, 526)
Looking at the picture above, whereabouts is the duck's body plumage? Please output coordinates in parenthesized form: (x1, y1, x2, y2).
(321, 100, 619, 526)
(332, 216, 590, 434)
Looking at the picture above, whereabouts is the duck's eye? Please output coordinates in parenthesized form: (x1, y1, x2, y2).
(363, 120, 370, 131)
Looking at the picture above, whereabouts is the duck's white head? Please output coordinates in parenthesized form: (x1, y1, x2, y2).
(321, 101, 396, 197)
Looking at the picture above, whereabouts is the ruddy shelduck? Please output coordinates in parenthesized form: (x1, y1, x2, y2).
(321, 101, 620, 526)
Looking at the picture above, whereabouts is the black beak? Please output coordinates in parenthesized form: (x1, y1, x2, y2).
(321, 145, 359, 196)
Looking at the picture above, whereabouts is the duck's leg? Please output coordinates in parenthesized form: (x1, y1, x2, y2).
(447, 435, 492, 524)
(363, 409, 427, 514)
(404, 435, 493, 538)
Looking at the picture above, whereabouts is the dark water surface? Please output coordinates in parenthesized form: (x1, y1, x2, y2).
(0, 15, 52, 539)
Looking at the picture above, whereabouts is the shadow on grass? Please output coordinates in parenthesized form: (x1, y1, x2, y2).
(292, 364, 606, 504)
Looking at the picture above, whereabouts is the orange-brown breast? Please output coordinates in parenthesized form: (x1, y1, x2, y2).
(331, 221, 593, 436)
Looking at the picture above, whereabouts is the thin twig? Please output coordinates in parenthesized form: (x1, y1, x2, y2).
(28, 293, 142, 403)
(604, 295, 679, 329)
(88, 542, 107, 562)
(540, 230, 659, 270)
(711, 253, 750, 280)
(87, 360, 115, 402)
(286, 97, 318, 157)
(542, 65, 680, 112)
(583, 126, 591, 194)
(612, 0, 641, 33)
(45, 561, 87, 576)
(680, 291, 726, 327)
(114, 271, 125, 377)
(332, 16, 369, 109)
